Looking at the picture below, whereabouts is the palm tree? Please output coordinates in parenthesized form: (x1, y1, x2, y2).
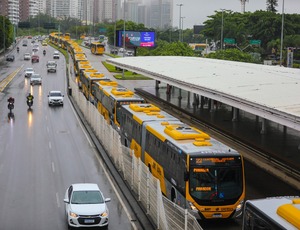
(266, 0, 278, 13)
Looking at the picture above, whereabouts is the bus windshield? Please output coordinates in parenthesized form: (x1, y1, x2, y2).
(189, 157, 243, 204)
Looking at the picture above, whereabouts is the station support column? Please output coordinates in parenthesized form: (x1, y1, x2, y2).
(232, 107, 238, 121)
(260, 118, 266, 134)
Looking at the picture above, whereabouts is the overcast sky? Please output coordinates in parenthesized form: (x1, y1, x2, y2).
(173, 0, 300, 29)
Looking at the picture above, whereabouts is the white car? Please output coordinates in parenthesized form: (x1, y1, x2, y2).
(24, 53, 31, 60)
(30, 73, 42, 85)
(64, 183, 111, 229)
(126, 51, 133, 56)
(48, 90, 64, 106)
(25, 67, 34, 78)
(53, 51, 60, 59)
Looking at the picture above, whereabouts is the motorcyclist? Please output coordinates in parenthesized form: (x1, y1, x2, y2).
(43, 50, 46, 55)
(7, 96, 15, 112)
(8, 96, 15, 104)
(17, 47, 19, 53)
(27, 93, 34, 102)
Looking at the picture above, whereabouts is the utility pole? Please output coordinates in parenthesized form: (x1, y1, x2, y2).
(221, 9, 225, 50)
(176, 4, 183, 42)
(279, 0, 285, 66)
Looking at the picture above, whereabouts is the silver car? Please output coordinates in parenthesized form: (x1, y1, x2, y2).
(30, 73, 42, 85)
(48, 90, 64, 106)
(25, 67, 34, 78)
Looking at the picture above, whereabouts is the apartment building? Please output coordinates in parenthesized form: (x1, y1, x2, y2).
(0, 0, 20, 25)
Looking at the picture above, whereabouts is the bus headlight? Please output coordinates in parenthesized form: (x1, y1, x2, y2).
(189, 202, 198, 212)
(236, 200, 244, 212)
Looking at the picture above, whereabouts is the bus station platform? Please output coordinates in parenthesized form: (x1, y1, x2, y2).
(107, 56, 300, 189)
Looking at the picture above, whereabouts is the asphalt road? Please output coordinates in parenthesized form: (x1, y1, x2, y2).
(0, 40, 136, 230)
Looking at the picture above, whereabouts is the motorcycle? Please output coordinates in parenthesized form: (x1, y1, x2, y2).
(17, 47, 19, 53)
(43, 50, 46, 56)
(27, 99, 33, 109)
(8, 102, 14, 113)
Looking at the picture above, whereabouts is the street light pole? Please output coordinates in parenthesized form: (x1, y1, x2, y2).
(114, 3, 117, 49)
(221, 9, 224, 50)
(279, 0, 285, 66)
(176, 4, 183, 42)
(122, 0, 126, 79)
(181, 17, 185, 42)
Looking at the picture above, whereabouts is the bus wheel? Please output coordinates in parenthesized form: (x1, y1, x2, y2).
(148, 164, 152, 173)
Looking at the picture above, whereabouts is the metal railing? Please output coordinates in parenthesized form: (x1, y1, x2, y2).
(68, 75, 203, 230)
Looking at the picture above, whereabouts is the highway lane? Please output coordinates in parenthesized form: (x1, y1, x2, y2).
(0, 40, 135, 230)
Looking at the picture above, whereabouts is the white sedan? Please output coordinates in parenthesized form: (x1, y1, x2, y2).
(64, 183, 111, 229)
(30, 73, 42, 85)
(47, 90, 64, 106)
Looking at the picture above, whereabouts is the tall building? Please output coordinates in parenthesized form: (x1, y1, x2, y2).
(37, 0, 46, 14)
(0, 0, 20, 25)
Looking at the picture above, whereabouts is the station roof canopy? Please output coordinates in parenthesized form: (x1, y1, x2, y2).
(107, 56, 300, 131)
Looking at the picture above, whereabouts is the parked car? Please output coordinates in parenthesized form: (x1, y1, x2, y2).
(31, 55, 39, 63)
(64, 183, 111, 229)
(110, 48, 118, 55)
(30, 73, 42, 85)
(126, 51, 134, 56)
(46, 61, 57, 73)
(6, 54, 15, 62)
(119, 48, 126, 53)
(48, 90, 64, 106)
(25, 67, 34, 78)
(53, 51, 60, 59)
(24, 53, 31, 60)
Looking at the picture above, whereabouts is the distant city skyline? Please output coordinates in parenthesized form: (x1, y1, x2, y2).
(173, 0, 300, 29)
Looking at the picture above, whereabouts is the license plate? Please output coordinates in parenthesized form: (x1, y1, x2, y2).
(212, 214, 222, 218)
(84, 219, 95, 224)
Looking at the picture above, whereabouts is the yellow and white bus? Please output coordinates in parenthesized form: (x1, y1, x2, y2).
(80, 71, 109, 101)
(242, 196, 300, 230)
(91, 81, 144, 128)
(119, 103, 245, 219)
(90, 42, 105, 55)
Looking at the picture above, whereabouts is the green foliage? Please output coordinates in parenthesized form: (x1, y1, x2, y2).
(266, 0, 278, 13)
(206, 49, 259, 63)
(136, 40, 194, 56)
(0, 16, 14, 51)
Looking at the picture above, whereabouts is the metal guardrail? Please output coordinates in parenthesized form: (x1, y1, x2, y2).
(68, 75, 203, 230)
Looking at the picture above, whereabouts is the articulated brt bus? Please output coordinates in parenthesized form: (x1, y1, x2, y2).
(91, 81, 144, 128)
(119, 103, 245, 219)
(90, 42, 105, 55)
(120, 104, 180, 156)
(80, 71, 109, 101)
(242, 196, 300, 230)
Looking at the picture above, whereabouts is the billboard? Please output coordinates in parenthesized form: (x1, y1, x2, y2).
(116, 30, 155, 48)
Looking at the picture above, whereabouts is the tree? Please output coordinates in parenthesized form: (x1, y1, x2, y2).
(266, 0, 278, 13)
(0, 16, 14, 51)
(206, 49, 258, 63)
(137, 40, 194, 56)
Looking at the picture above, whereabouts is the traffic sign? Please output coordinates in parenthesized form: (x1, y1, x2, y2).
(250, 40, 261, 45)
(224, 38, 235, 45)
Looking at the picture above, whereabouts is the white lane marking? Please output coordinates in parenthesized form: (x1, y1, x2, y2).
(56, 192, 60, 208)
(94, 152, 138, 230)
(49, 141, 52, 149)
(69, 101, 93, 147)
(52, 162, 55, 173)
